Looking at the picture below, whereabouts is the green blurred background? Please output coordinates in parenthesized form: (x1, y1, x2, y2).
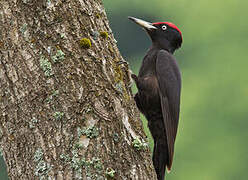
(103, 0, 248, 179)
(1, 0, 247, 179)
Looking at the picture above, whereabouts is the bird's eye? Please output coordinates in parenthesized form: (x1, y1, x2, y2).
(161, 25, 167, 30)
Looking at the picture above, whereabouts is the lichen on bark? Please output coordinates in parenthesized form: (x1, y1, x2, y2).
(0, 0, 157, 179)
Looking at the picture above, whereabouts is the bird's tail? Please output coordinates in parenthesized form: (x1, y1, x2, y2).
(153, 139, 169, 180)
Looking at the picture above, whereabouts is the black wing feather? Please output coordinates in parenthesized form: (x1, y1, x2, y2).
(156, 50, 181, 170)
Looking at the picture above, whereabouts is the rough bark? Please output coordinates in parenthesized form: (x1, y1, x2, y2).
(0, 0, 156, 179)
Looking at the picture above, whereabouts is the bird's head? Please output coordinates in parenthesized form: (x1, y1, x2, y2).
(128, 16, 182, 54)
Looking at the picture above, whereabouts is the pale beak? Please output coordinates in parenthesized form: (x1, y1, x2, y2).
(128, 16, 157, 31)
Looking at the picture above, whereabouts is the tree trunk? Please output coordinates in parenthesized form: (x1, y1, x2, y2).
(0, 0, 156, 179)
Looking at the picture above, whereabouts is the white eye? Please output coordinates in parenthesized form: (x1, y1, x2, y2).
(161, 25, 167, 30)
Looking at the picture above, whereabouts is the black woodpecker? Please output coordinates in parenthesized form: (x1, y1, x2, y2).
(128, 16, 183, 180)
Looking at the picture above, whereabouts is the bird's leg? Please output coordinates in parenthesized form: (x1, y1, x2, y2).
(131, 74, 145, 114)
(130, 74, 139, 98)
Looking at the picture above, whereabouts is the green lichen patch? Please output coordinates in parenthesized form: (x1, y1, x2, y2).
(114, 75, 130, 101)
(84, 105, 93, 114)
(19, 23, 30, 41)
(35, 160, 52, 178)
(113, 133, 119, 143)
(34, 148, 52, 179)
(45, 90, 59, 103)
(112, 61, 129, 98)
(79, 38, 91, 49)
(77, 126, 99, 139)
(132, 138, 148, 151)
(91, 30, 99, 40)
(51, 49, 65, 63)
(22, 0, 31, 4)
(82, 157, 103, 178)
(20, 23, 27, 34)
(71, 157, 83, 170)
(74, 142, 84, 149)
(60, 154, 70, 162)
(47, 0, 52, 7)
(29, 117, 38, 129)
(40, 56, 53, 77)
(34, 148, 43, 162)
(70, 149, 102, 170)
(53, 111, 64, 120)
(100, 31, 108, 39)
(61, 146, 103, 179)
(92, 158, 103, 171)
(84, 158, 102, 170)
(60, 33, 65, 39)
(105, 167, 116, 178)
(115, 82, 123, 94)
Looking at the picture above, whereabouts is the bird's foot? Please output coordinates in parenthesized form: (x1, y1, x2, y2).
(131, 74, 138, 84)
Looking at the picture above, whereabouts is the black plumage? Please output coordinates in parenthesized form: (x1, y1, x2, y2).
(129, 17, 183, 180)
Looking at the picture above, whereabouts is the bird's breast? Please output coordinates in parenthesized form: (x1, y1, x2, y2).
(139, 75, 160, 99)
(136, 75, 161, 116)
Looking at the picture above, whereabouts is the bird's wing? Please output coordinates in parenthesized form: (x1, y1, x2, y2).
(156, 50, 181, 170)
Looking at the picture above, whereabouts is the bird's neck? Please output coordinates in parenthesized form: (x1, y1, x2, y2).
(152, 40, 175, 54)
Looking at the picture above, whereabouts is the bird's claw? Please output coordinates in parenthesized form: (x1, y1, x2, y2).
(131, 74, 138, 81)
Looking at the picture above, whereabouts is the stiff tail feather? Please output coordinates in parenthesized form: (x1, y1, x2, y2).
(153, 140, 169, 180)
